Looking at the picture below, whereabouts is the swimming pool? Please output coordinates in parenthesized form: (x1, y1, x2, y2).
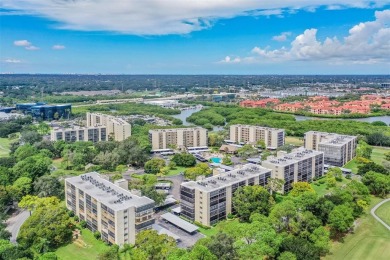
(211, 157, 221, 164)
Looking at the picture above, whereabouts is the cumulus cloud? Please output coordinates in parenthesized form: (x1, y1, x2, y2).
(221, 10, 390, 64)
(52, 45, 65, 50)
(4, 59, 22, 63)
(1, 0, 389, 35)
(272, 32, 292, 41)
(14, 39, 39, 50)
(14, 40, 31, 47)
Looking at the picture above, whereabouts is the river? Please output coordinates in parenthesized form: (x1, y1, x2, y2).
(173, 107, 390, 130)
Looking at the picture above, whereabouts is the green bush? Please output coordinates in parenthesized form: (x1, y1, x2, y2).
(94, 231, 101, 240)
(80, 220, 87, 228)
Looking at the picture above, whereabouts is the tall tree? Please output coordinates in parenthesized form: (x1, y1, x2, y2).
(328, 204, 354, 233)
(233, 186, 273, 221)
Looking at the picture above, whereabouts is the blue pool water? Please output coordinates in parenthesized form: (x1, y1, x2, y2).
(211, 157, 221, 163)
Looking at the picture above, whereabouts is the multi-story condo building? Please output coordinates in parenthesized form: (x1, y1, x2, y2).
(229, 124, 285, 149)
(65, 172, 155, 245)
(149, 127, 208, 151)
(304, 131, 357, 167)
(50, 113, 131, 142)
(51, 125, 108, 142)
(262, 148, 324, 193)
(86, 112, 131, 141)
(180, 164, 271, 226)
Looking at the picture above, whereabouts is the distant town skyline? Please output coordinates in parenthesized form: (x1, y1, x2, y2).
(1, 1, 389, 74)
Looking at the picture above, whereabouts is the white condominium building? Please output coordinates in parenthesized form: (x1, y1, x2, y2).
(86, 112, 131, 141)
(262, 148, 324, 193)
(304, 131, 357, 167)
(180, 164, 272, 226)
(50, 112, 131, 142)
(65, 172, 155, 245)
(149, 127, 208, 151)
(229, 124, 285, 149)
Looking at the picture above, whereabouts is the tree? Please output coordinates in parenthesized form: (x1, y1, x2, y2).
(17, 203, 74, 253)
(327, 167, 343, 182)
(20, 130, 42, 145)
(18, 195, 61, 213)
(290, 182, 315, 197)
(141, 186, 166, 206)
(188, 244, 217, 260)
(357, 161, 387, 175)
(361, 171, 390, 197)
(144, 158, 166, 174)
(269, 200, 298, 233)
(134, 230, 176, 260)
(205, 232, 237, 260)
(278, 252, 297, 260)
(171, 153, 196, 167)
(12, 177, 33, 201)
(184, 163, 212, 180)
(12, 155, 52, 181)
(33, 175, 63, 198)
(39, 252, 58, 260)
(356, 140, 372, 159)
(14, 144, 38, 161)
(256, 140, 266, 149)
(309, 226, 330, 256)
(281, 236, 320, 260)
(222, 154, 233, 166)
(36, 122, 50, 135)
(97, 246, 119, 260)
(237, 145, 258, 159)
(328, 204, 354, 233)
(385, 151, 390, 161)
(115, 164, 127, 174)
(266, 178, 285, 196)
(232, 186, 273, 221)
(93, 151, 120, 171)
(326, 175, 336, 188)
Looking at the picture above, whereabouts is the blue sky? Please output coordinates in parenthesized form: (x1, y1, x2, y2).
(0, 1, 389, 74)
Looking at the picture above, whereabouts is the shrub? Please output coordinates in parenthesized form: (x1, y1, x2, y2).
(80, 220, 87, 228)
(94, 231, 101, 240)
(74, 215, 79, 222)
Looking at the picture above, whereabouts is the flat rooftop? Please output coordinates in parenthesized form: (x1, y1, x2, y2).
(149, 127, 206, 133)
(161, 213, 198, 233)
(306, 131, 357, 146)
(66, 172, 154, 211)
(181, 164, 271, 192)
(230, 124, 284, 132)
(52, 125, 106, 131)
(263, 148, 323, 166)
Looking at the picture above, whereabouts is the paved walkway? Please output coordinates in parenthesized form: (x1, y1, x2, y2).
(5, 210, 30, 244)
(370, 198, 390, 231)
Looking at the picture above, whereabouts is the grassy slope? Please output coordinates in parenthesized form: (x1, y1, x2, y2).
(375, 200, 390, 226)
(324, 197, 390, 260)
(344, 146, 390, 173)
(285, 136, 304, 146)
(0, 137, 12, 157)
(56, 228, 109, 260)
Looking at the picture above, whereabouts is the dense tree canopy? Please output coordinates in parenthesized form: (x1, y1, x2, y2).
(233, 186, 273, 221)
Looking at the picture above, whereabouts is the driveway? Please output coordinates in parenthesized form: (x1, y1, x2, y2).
(5, 210, 30, 244)
(158, 174, 184, 200)
(371, 198, 390, 231)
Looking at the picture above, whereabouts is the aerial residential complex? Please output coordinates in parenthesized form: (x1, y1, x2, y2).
(304, 131, 357, 167)
(262, 148, 324, 193)
(65, 172, 155, 245)
(180, 164, 271, 226)
(50, 112, 131, 142)
(229, 124, 285, 149)
(149, 127, 208, 151)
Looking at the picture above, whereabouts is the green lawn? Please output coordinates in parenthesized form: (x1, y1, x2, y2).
(375, 200, 390, 226)
(324, 197, 390, 260)
(285, 136, 304, 146)
(344, 146, 390, 174)
(311, 177, 351, 197)
(0, 137, 13, 157)
(167, 166, 187, 176)
(51, 158, 84, 176)
(55, 228, 109, 260)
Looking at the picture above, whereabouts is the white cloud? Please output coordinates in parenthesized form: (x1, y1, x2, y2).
(220, 10, 390, 64)
(52, 45, 65, 50)
(14, 40, 31, 47)
(14, 39, 39, 50)
(1, 1, 389, 35)
(4, 59, 22, 63)
(272, 32, 292, 41)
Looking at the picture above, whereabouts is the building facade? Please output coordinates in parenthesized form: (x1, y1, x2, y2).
(86, 112, 131, 141)
(304, 131, 357, 167)
(149, 127, 208, 151)
(180, 164, 271, 226)
(16, 102, 71, 120)
(229, 124, 285, 149)
(262, 148, 324, 193)
(65, 172, 155, 245)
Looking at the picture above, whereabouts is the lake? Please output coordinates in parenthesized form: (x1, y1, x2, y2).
(294, 115, 390, 125)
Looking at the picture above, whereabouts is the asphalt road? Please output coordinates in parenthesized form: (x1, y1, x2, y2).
(371, 198, 390, 231)
(5, 210, 30, 244)
(158, 174, 184, 200)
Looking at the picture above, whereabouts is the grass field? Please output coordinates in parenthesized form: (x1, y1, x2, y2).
(285, 136, 304, 146)
(344, 146, 390, 173)
(56, 228, 109, 260)
(324, 197, 390, 260)
(311, 177, 351, 197)
(51, 158, 84, 176)
(0, 137, 13, 157)
(375, 200, 390, 226)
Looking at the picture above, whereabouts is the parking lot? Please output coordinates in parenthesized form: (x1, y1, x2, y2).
(155, 211, 205, 248)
